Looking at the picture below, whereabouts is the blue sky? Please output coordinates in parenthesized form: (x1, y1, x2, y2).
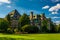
(0, 0, 60, 24)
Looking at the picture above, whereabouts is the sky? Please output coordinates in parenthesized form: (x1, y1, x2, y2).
(0, 0, 60, 24)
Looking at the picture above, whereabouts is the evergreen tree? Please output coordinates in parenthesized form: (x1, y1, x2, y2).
(18, 13, 30, 30)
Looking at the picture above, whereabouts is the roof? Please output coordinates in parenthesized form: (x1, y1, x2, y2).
(9, 9, 20, 15)
(7, 9, 21, 17)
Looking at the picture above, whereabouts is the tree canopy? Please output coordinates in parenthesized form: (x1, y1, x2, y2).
(0, 18, 9, 31)
(22, 25, 39, 33)
(18, 13, 30, 28)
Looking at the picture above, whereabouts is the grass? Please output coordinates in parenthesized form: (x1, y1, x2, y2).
(0, 33, 60, 40)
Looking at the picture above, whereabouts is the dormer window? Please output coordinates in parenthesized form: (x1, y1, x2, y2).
(34, 16, 35, 17)
(10, 15, 13, 17)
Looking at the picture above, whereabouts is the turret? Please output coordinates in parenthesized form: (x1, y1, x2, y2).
(30, 12, 33, 20)
(6, 9, 21, 28)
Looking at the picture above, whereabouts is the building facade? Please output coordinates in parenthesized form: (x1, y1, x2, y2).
(6, 9, 51, 30)
(6, 9, 21, 28)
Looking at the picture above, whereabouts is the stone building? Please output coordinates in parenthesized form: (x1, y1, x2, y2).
(5, 9, 51, 30)
(6, 9, 21, 28)
(29, 12, 51, 30)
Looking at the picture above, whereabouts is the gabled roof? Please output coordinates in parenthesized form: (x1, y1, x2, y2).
(9, 9, 20, 16)
(6, 9, 21, 18)
(5, 9, 21, 19)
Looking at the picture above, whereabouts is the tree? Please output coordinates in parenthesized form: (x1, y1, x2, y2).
(41, 19, 48, 32)
(59, 24, 60, 27)
(0, 18, 9, 32)
(50, 23, 57, 33)
(58, 24, 60, 32)
(18, 13, 30, 30)
(5, 14, 11, 25)
(7, 28, 13, 34)
(21, 25, 39, 33)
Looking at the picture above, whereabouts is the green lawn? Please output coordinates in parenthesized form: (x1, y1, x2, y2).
(0, 33, 60, 40)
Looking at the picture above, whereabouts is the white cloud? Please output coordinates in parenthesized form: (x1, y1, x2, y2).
(0, 3, 2, 5)
(49, 4, 60, 14)
(0, 14, 5, 18)
(46, 17, 49, 18)
(7, 6, 11, 8)
(49, 4, 60, 12)
(51, 11, 58, 14)
(55, 21, 60, 25)
(42, 5, 49, 9)
(0, 0, 11, 4)
(52, 17, 60, 19)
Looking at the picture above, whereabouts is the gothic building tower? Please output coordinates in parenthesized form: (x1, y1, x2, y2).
(30, 12, 33, 21)
(30, 12, 41, 29)
(30, 12, 34, 25)
(6, 9, 21, 28)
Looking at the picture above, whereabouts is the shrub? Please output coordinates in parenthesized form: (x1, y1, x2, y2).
(14, 28, 19, 33)
(21, 25, 39, 33)
(7, 28, 13, 34)
(0, 18, 9, 32)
